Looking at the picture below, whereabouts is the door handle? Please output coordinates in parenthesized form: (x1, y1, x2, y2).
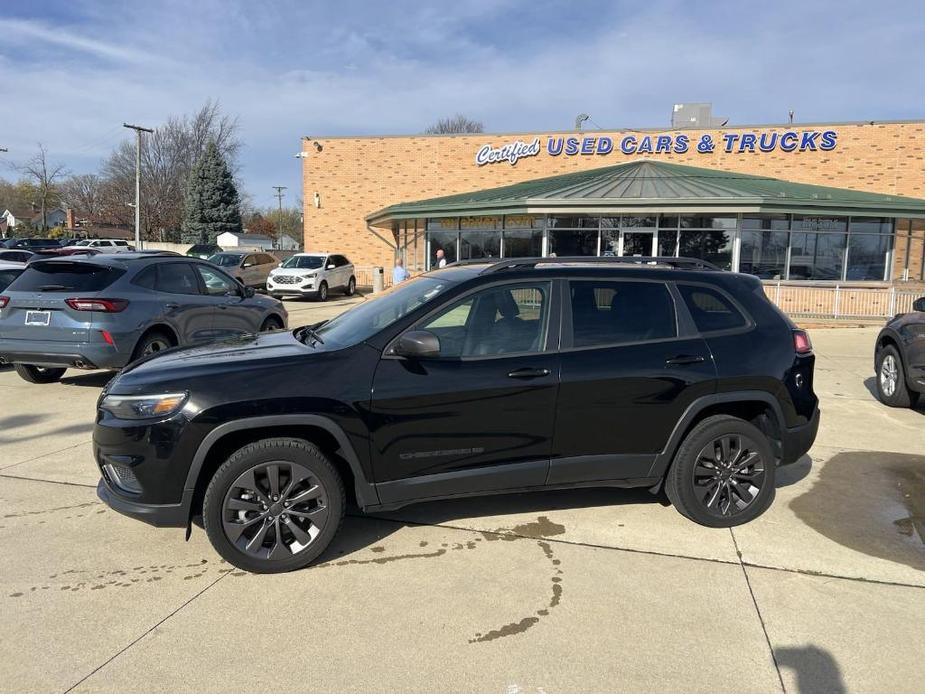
(164, 303, 179, 310)
(507, 367, 551, 379)
(665, 355, 706, 366)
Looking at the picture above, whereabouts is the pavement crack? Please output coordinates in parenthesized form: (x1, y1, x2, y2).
(730, 528, 786, 693)
(0, 440, 91, 472)
(0, 473, 96, 489)
(62, 571, 230, 693)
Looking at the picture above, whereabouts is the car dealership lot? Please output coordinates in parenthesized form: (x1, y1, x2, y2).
(1, 313, 923, 693)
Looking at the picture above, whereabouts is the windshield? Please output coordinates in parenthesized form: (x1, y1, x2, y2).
(282, 255, 325, 269)
(209, 253, 244, 267)
(311, 276, 453, 348)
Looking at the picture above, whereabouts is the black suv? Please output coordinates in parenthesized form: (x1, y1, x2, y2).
(874, 295, 925, 407)
(95, 257, 820, 573)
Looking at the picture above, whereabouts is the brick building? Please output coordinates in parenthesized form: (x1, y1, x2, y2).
(300, 120, 925, 284)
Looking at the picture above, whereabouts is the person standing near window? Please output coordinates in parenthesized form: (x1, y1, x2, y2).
(392, 257, 409, 284)
(435, 249, 447, 268)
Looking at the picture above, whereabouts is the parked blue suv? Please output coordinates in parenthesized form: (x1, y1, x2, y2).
(0, 253, 287, 383)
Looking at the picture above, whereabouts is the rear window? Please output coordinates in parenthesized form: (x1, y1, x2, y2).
(678, 284, 748, 333)
(570, 280, 677, 347)
(7, 262, 125, 292)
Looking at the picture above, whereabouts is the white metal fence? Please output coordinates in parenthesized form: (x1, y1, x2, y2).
(764, 282, 923, 319)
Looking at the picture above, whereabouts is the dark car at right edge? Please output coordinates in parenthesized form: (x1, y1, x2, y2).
(93, 256, 820, 573)
(874, 295, 925, 407)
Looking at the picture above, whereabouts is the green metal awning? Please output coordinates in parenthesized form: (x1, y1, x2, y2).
(366, 160, 925, 225)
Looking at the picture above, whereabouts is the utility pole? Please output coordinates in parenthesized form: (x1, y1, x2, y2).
(123, 123, 153, 249)
(272, 186, 287, 245)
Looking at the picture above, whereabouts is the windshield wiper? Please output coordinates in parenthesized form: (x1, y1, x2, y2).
(295, 321, 326, 345)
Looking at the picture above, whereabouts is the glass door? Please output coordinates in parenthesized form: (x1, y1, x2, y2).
(620, 230, 655, 256)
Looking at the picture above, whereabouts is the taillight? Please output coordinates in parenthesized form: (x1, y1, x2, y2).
(0, 296, 8, 309)
(793, 329, 813, 355)
(65, 298, 129, 312)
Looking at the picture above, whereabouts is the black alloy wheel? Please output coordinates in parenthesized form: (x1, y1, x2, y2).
(665, 415, 776, 527)
(203, 438, 344, 573)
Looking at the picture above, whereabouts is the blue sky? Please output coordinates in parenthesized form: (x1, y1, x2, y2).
(1, 0, 922, 208)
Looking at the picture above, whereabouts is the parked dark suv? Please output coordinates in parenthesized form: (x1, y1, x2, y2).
(94, 257, 820, 573)
(874, 295, 925, 407)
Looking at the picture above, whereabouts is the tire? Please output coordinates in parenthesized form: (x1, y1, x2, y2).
(875, 345, 919, 408)
(260, 315, 284, 332)
(317, 281, 328, 302)
(13, 364, 66, 384)
(344, 276, 356, 296)
(202, 438, 345, 573)
(131, 330, 174, 362)
(664, 415, 776, 528)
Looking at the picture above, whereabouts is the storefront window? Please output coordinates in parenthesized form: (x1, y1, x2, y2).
(503, 229, 542, 257)
(460, 216, 501, 230)
(622, 215, 657, 228)
(426, 218, 459, 231)
(849, 217, 893, 235)
(600, 217, 621, 229)
(792, 216, 847, 233)
(788, 232, 847, 280)
(680, 215, 737, 230)
(657, 230, 678, 257)
(601, 229, 619, 256)
(679, 229, 734, 270)
(659, 215, 680, 229)
(547, 216, 599, 228)
(740, 230, 789, 279)
(428, 231, 457, 267)
(846, 234, 889, 280)
(548, 229, 598, 256)
(503, 215, 542, 229)
(459, 231, 500, 260)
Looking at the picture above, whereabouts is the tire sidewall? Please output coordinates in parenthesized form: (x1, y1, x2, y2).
(346, 276, 356, 295)
(132, 331, 172, 362)
(875, 345, 912, 407)
(14, 364, 66, 383)
(318, 282, 328, 302)
(202, 438, 345, 573)
(666, 416, 776, 528)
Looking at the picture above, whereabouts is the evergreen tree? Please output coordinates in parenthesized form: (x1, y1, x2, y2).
(181, 140, 242, 243)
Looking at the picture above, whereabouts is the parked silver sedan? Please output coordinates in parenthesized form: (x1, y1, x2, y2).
(207, 252, 279, 289)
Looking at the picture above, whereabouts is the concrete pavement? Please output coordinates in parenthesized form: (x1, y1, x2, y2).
(1, 314, 923, 693)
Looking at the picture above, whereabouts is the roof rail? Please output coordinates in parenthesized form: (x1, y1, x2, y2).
(447, 256, 720, 273)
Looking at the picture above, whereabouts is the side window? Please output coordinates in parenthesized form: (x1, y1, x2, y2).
(569, 280, 677, 347)
(678, 284, 748, 333)
(132, 266, 157, 290)
(115, 241, 129, 247)
(156, 263, 201, 295)
(196, 265, 240, 296)
(418, 283, 550, 358)
(340, 255, 351, 266)
(243, 254, 257, 267)
(259, 254, 274, 265)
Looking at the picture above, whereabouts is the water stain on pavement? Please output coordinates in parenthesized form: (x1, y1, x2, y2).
(790, 451, 924, 571)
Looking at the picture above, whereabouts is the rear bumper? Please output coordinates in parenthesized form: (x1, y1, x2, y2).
(97, 478, 192, 528)
(0, 339, 125, 369)
(779, 406, 820, 466)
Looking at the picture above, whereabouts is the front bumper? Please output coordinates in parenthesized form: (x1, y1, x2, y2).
(779, 406, 820, 465)
(267, 276, 316, 296)
(0, 339, 125, 369)
(97, 478, 192, 528)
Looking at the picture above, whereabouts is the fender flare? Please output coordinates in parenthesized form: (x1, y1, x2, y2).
(183, 414, 379, 509)
(648, 391, 787, 478)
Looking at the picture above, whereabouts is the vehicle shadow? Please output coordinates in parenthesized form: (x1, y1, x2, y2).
(863, 377, 925, 413)
(775, 644, 846, 694)
(777, 454, 812, 488)
(61, 371, 115, 388)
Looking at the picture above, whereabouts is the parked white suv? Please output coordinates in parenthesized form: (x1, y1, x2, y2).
(267, 253, 356, 301)
(70, 239, 135, 252)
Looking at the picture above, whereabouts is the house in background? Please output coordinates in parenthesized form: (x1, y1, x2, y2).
(217, 231, 277, 251)
(1, 207, 36, 233)
(32, 208, 68, 229)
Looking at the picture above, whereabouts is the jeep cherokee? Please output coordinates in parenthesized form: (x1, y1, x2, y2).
(94, 257, 820, 573)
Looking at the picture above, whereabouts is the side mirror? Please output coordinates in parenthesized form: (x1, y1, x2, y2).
(242, 262, 253, 268)
(327, 264, 336, 270)
(913, 297, 925, 312)
(392, 330, 440, 359)
(243, 285, 256, 298)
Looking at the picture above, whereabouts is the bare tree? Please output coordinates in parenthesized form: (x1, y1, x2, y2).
(424, 114, 485, 134)
(60, 173, 104, 218)
(101, 100, 242, 241)
(18, 144, 68, 229)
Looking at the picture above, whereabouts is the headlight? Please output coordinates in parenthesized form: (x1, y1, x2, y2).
(100, 392, 188, 420)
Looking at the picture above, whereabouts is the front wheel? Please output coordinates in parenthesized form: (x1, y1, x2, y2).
(13, 364, 67, 384)
(202, 438, 345, 573)
(875, 345, 919, 408)
(665, 415, 775, 527)
(260, 316, 284, 332)
(344, 276, 356, 296)
(317, 281, 328, 302)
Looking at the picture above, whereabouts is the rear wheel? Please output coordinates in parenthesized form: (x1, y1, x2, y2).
(875, 345, 919, 408)
(13, 364, 66, 384)
(131, 330, 174, 362)
(344, 276, 356, 296)
(202, 438, 345, 573)
(665, 415, 775, 527)
(317, 281, 328, 302)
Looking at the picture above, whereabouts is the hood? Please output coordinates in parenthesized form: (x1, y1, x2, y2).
(270, 267, 321, 277)
(113, 330, 314, 391)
